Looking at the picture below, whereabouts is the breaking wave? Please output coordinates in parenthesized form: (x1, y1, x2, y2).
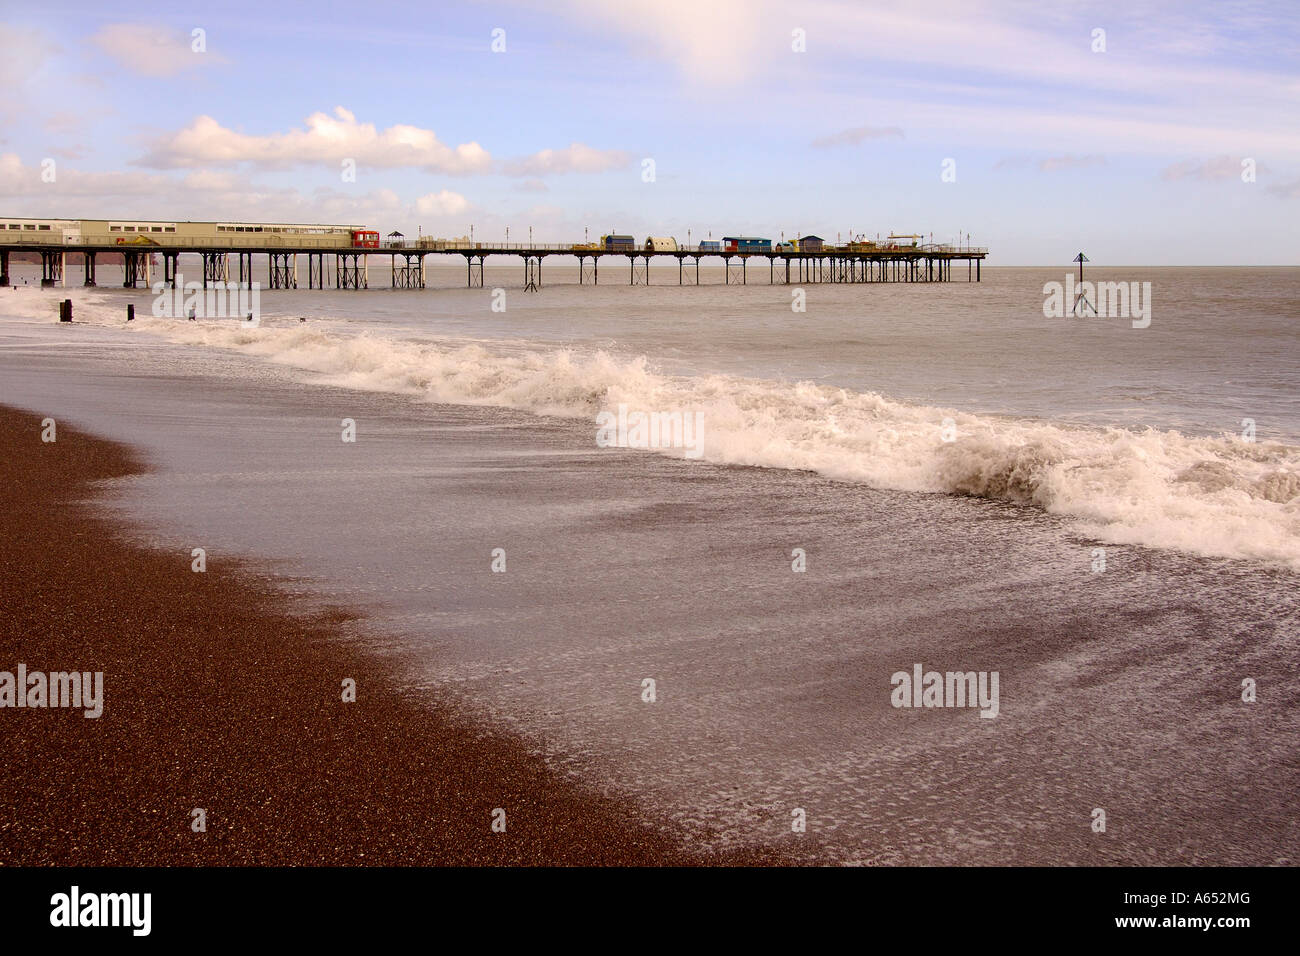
(88, 309, 1300, 569)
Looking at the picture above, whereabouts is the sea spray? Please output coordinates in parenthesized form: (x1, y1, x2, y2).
(55, 307, 1300, 570)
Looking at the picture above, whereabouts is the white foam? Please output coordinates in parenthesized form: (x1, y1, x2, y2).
(12, 290, 1300, 570)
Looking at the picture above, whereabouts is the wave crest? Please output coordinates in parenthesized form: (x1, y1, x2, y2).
(102, 314, 1300, 569)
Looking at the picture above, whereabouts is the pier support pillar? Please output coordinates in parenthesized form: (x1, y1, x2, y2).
(725, 257, 746, 285)
(579, 255, 597, 285)
(237, 252, 253, 285)
(523, 255, 541, 292)
(337, 253, 368, 290)
(40, 250, 64, 288)
(977, 259, 981, 282)
(268, 252, 297, 290)
(202, 252, 229, 289)
(463, 254, 483, 288)
(392, 253, 425, 289)
(308, 253, 327, 289)
(0, 250, 8, 287)
(630, 255, 648, 285)
(121, 251, 149, 289)
(82, 251, 96, 286)
(163, 251, 179, 288)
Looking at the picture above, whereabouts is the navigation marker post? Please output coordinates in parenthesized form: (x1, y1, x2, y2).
(1072, 252, 1097, 316)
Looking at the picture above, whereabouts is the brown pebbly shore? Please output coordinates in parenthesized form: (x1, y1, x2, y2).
(0, 405, 780, 866)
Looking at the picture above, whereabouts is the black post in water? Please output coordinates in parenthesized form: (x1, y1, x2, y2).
(127, 304, 135, 322)
(1072, 252, 1096, 315)
(59, 299, 72, 322)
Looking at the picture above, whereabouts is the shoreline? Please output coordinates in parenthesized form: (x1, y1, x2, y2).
(0, 404, 779, 866)
(1, 305, 1297, 867)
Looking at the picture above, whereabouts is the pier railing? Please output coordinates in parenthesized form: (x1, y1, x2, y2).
(1, 232, 987, 256)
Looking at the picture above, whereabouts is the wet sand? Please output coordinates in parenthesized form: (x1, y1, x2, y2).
(0, 404, 775, 865)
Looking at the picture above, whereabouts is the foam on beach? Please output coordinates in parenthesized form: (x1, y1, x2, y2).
(12, 290, 1300, 570)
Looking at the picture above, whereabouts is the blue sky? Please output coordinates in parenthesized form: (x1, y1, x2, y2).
(1, 0, 1297, 263)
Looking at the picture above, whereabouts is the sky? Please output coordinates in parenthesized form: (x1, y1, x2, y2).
(1, 0, 1297, 264)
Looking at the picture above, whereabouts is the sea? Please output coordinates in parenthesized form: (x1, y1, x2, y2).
(2, 260, 1297, 864)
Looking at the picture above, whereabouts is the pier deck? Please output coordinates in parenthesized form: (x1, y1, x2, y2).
(0, 236, 988, 290)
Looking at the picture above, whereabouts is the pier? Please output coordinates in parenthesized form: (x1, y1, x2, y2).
(0, 230, 987, 291)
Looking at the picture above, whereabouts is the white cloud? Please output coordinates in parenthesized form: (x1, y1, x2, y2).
(180, 169, 243, 191)
(1038, 154, 1106, 172)
(1267, 179, 1300, 200)
(47, 145, 90, 161)
(136, 107, 493, 173)
(811, 127, 904, 148)
(502, 143, 632, 176)
(1161, 156, 1254, 181)
(0, 151, 170, 198)
(0, 24, 60, 86)
(993, 154, 1108, 172)
(550, 0, 760, 85)
(541, 0, 1300, 159)
(0, 153, 422, 225)
(92, 23, 227, 77)
(43, 112, 87, 136)
(415, 190, 469, 215)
